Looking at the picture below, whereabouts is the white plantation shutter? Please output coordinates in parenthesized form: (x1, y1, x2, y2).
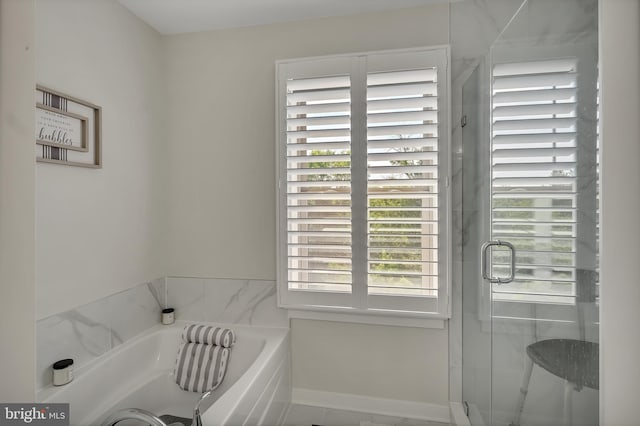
(490, 55, 599, 306)
(277, 48, 450, 317)
(282, 58, 353, 308)
(366, 68, 440, 303)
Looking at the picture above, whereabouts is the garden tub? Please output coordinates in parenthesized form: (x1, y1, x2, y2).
(37, 321, 291, 426)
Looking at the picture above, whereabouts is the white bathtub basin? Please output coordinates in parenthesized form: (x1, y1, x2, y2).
(37, 321, 291, 426)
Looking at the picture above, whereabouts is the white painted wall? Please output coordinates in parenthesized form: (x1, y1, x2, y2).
(164, 5, 449, 279)
(164, 5, 450, 403)
(0, 0, 36, 402)
(600, 1, 640, 425)
(34, 0, 168, 319)
(292, 320, 449, 404)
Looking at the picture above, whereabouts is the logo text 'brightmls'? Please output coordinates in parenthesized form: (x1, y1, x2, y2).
(0, 404, 69, 426)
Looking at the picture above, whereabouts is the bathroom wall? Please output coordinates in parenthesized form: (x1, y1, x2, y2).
(0, 0, 36, 402)
(292, 320, 449, 405)
(34, 0, 168, 319)
(600, 1, 640, 424)
(163, 4, 449, 279)
(164, 5, 451, 406)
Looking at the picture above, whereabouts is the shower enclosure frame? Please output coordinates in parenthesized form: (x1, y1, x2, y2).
(452, 1, 600, 425)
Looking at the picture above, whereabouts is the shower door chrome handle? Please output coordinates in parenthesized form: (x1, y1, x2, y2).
(481, 240, 516, 284)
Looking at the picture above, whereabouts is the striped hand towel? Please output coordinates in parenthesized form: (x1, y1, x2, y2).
(174, 325, 236, 393)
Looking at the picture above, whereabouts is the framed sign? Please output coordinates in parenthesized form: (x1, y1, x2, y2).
(35, 85, 102, 168)
(36, 104, 88, 151)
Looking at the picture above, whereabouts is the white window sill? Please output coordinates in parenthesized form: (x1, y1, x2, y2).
(287, 308, 447, 329)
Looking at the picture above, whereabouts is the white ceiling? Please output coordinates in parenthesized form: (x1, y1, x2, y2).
(117, 0, 449, 34)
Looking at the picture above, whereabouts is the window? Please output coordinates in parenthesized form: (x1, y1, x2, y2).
(276, 47, 450, 318)
(489, 50, 599, 313)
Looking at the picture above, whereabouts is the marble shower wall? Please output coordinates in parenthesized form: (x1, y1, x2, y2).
(36, 276, 287, 392)
(450, 0, 525, 82)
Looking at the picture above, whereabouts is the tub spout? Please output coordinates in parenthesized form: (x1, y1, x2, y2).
(192, 406, 202, 426)
(192, 389, 215, 426)
(101, 408, 170, 426)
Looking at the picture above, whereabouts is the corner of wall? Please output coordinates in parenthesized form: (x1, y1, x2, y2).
(0, 0, 37, 402)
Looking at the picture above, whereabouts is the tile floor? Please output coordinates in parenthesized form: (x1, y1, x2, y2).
(282, 404, 450, 426)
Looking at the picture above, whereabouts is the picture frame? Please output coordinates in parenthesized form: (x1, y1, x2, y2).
(35, 85, 102, 168)
(36, 103, 88, 152)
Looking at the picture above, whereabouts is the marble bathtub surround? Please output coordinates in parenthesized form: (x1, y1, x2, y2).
(36, 276, 287, 393)
(36, 278, 165, 391)
(166, 277, 288, 328)
(148, 279, 167, 309)
(37, 299, 111, 391)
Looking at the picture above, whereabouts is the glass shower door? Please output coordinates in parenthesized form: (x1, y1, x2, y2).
(461, 1, 600, 425)
(461, 58, 493, 425)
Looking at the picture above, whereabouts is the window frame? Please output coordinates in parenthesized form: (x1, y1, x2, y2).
(275, 46, 452, 320)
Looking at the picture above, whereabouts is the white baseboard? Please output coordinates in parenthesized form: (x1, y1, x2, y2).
(291, 388, 450, 423)
(449, 402, 471, 426)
